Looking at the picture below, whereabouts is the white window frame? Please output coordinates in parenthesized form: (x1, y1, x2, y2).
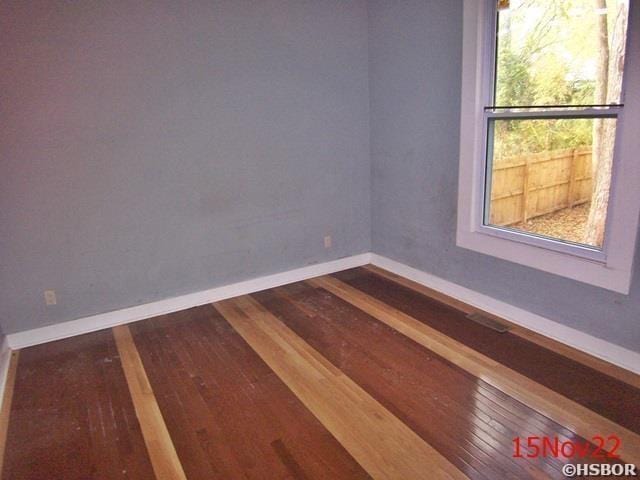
(457, 0, 640, 294)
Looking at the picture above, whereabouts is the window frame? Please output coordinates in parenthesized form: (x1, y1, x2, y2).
(457, 0, 640, 294)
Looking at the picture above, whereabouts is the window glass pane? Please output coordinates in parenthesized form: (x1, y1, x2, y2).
(494, 0, 629, 106)
(485, 117, 617, 248)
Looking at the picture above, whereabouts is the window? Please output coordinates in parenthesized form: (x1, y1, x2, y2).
(457, 0, 640, 293)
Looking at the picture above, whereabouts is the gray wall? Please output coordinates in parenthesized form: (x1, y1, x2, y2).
(2, 0, 639, 353)
(368, 0, 640, 353)
(0, 0, 370, 333)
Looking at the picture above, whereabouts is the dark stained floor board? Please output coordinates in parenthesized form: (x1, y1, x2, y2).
(2, 329, 155, 480)
(128, 305, 371, 480)
(253, 282, 612, 480)
(333, 267, 640, 434)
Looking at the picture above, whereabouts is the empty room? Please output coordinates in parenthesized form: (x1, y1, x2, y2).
(1, 0, 640, 478)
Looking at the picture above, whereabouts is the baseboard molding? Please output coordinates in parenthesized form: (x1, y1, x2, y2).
(7, 253, 372, 350)
(370, 254, 640, 375)
(0, 337, 12, 410)
(7, 250, 639, 376)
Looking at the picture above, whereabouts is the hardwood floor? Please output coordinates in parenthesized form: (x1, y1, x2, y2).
(309, 274, 640, 465)
(216, 296, 464, 480)
(2, 329, 155, 480)
(254, 283, 578, 479)
(128, 305, 369, 480)
(113, 325, 187, 480)
(334, 268, 640, 432)
(1, 266, 639, 479)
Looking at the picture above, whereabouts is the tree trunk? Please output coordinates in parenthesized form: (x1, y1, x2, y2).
(584, 2, 627, 247)
(590, 0, 609, 176)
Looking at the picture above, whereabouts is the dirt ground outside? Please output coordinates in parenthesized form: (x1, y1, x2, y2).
(512, 203, 592, 245)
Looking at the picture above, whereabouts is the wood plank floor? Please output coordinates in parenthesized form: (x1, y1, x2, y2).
(2, 329, 156, 480)
(333, 268, 640, 433)
(128, 305, 370, 480)
(1, 266, 639, 479)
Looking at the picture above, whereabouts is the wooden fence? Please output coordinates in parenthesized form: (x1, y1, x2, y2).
(489, 147, 592, 226)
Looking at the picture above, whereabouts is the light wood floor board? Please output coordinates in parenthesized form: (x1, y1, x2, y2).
(215, 296, 469, 480)
(113, 325, 187, 480)
(364, 264, 640, 390)
(308, 275, 640, 466)
(0, 351, 18, 479)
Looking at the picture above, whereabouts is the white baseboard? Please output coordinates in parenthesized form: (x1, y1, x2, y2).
(370, 254, 640, 375)
(7, 253, 372, 350)
(0, 336, 12, 410)
(6, 250, 639, 377)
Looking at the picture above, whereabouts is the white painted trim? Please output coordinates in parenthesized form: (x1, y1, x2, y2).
(7, 250, 639, 377)
(370, 254, 640, 375)
(456, 0, 640, 294)
(0, 336, 12, 410)
(7, 253, 371, 350)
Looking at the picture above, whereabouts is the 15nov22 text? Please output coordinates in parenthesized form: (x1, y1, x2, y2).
(512, 435, 621, 459)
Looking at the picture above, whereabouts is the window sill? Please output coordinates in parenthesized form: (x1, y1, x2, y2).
(456, 227, 632, 294)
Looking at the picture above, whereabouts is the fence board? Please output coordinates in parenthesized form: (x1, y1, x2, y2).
(489, 148, 592, 226)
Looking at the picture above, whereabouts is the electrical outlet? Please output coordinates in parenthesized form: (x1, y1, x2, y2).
(324, 235, 332, 249)
(44, 290, 57, 306)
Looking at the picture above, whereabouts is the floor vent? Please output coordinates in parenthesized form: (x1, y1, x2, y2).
(465, 312, 510, 333)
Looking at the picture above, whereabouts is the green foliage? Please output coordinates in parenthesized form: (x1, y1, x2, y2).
(492, 0, 599, 160)
(495, 49, 535, 107)
(492, 118, 593, 161)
